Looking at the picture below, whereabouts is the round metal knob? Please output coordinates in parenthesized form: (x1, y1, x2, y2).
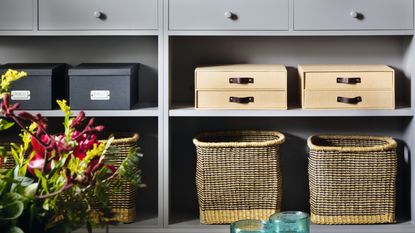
(94, 11, 103, 19)
(224, 11, 233, 19)
(350, 11, 359, 18)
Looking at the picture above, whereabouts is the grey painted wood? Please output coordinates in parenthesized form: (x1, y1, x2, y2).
(169, 106, 414, 117)
(169, 0, 289, 31)
(0, 1, 415, 232)
(0, 0, 33, 31)
(38, 0, 158, 30)
(165, 30, 414, 36)
(294, 0, 414, 31)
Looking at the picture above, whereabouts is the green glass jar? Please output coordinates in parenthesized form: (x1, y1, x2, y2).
(268, 211, 310, 233)
(230, 219, 270, 233)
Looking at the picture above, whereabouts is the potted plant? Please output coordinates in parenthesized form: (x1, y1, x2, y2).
(0, 70, 143, 233)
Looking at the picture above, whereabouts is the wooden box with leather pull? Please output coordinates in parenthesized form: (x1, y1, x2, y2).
(298, 64, 395, 109)
(195, 64, 287, 109)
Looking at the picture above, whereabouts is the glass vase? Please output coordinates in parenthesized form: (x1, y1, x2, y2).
(268, 211, 309, 233)
(230, 219, 270, 233)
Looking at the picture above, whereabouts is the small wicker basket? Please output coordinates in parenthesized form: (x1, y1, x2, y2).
(307, 135, 397, 225)
(100, 132, 140, 223)
(193, 130, 285, 224)
(0, 139, 20, 169)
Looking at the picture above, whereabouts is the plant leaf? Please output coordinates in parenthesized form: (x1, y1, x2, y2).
(34, 169, 49, 193)
(0, 119, 14, 131)
(0, 200, 24, 220)
(23, 183, 38, 198)
(6, 226, 24, 233)
(1, 192, 23, 203)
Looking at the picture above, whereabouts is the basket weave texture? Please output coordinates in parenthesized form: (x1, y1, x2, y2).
(0, 140, 19, 169)
(193, 130, 285, 224)
(307, 135, 397, 225)
(100, 133, 139, 223)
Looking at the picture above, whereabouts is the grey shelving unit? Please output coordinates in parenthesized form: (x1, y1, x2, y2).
(1, 0, 415, 232)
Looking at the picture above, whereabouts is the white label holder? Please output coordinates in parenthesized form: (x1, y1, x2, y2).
(11, 90, 31, 100)
(90, 90, 110, 100)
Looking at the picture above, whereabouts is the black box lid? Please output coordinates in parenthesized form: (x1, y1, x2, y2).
(69, 63, 140, 76)
(0, 63, 67, 76)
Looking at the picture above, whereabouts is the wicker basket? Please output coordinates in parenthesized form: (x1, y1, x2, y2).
(0, 139, 20, 169)
(193, 130, 285, 224)
(100, 132, 140, 223)
(307, 135, 397, 225)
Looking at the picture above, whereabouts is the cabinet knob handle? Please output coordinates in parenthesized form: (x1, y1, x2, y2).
(350, 11, 359, 18)
(94, 11, 103, 19)
(224, 11, 233, 19)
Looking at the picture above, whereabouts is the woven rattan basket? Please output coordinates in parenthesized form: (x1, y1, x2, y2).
(100, 132, 140, 223)
(307, 135, 397, 225)
(0, 139, 20, 169)
(193, 130, 285, 224)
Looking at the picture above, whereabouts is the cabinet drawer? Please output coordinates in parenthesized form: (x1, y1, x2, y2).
(39, 0, 158, 30)
(294, 0, 413, 30)
(169, 0, 288, 31)
(196, 71, 286, 90)
(196, 90, 286, 109)
(304, 90, 394, 109)
(305, 72, 393, 90)
(0, 0, 33, 31)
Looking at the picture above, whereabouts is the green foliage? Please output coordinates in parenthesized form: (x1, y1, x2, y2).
(118, 146, 145, 188)
(5, 226, 25, 233)
(0, 119, 14, 131)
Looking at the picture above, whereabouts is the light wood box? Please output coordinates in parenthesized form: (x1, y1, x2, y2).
(195, 64, 287, 109)
(298, 64, 395, 109)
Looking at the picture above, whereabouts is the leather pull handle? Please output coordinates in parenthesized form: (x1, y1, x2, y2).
(337, 77, 361, 84)
(337, 96, 362, 104)
(229, 77, 254, 84)
(229, 96, 254, 104)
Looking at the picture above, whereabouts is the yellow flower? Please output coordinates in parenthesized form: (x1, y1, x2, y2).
(57, 99, 72, 115)
(1, 69, 27, 91)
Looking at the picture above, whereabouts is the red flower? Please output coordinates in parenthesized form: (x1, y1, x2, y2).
(70, 111, 86, 128)
(1, 94, 20, 118)
(28, 134, 50, 175)
(28, 154, 46, 175)
(72, 131, 99, 160)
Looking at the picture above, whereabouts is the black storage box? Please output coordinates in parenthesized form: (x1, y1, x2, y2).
(69, 63, 139, 110)
(0, 63, 67, 110)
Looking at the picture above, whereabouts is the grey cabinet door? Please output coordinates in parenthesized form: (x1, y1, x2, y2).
(39, 0, 158, 30)
(169, 0, 289, 31)
(0, 0, 33, 31)
(294, 0, 413, 30)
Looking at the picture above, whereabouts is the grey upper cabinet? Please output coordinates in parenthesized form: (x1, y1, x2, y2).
(0, 0, 33, 31)
(294, 0, 414, 31)
(38, 0, 158, 30)
(169, 0, 289, 31)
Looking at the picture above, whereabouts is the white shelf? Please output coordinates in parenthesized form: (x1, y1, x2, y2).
(167, 30, 415, 37)
(15, 104, 159, 117)
(167, 218, 415, 233)
(75, 215, 160, 233)
(169, 105, 414, 117)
